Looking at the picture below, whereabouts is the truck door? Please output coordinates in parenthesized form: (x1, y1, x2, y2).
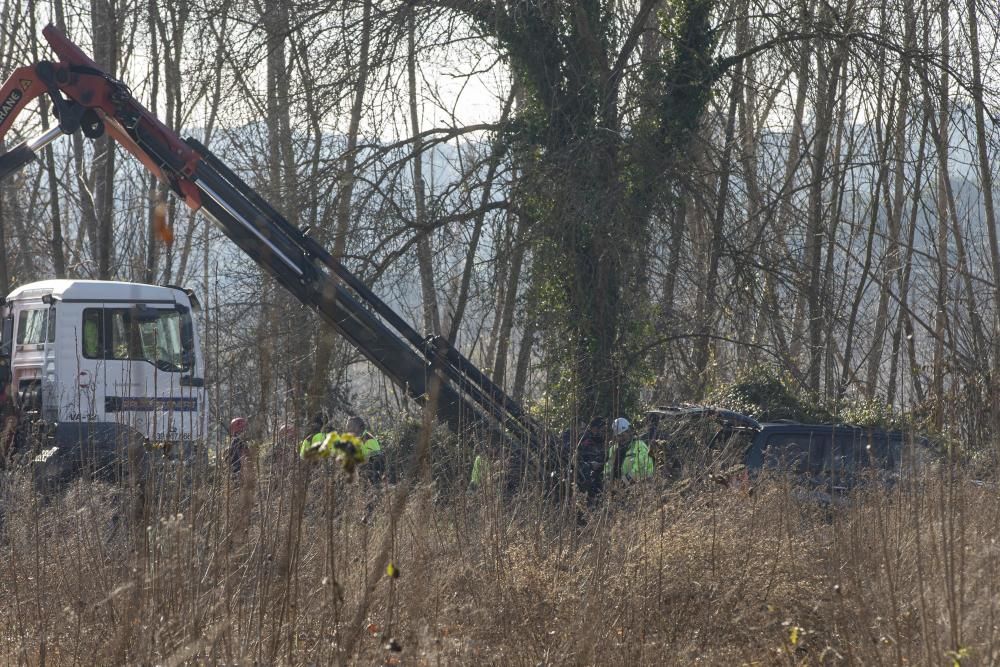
(92, 304, 203, 452)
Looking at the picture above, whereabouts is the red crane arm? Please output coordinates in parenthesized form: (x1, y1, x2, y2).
(0, 25, 202, 208)
(0, 66, 49, 139)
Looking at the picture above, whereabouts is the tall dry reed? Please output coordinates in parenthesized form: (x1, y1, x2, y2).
(0, 447, 994, 665)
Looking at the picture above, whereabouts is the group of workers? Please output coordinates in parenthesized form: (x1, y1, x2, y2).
(470, 414, 655, 500)
(227, 410, 654, 501)
(225, 413, 384, 483)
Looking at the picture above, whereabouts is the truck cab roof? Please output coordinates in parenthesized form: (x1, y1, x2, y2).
(6, 280, 193, 305)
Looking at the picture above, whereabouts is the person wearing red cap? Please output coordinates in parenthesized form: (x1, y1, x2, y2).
(227, 416, 250, 476)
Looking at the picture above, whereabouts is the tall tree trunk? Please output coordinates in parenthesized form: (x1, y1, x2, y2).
(28, 0, 66, 278)
(804, 34, 843, 393)
(966, 0, 1000, 433)
(306, 0, 372, 416)
(199, 5, 229, 413)
(492, 218, 527, 389)
(484, 221, 513, 371)
(737, 9, 765, 360)
(157, 0, 191, 284)
(820, 55, 851, 401)
(693, 67, 741, 394)
(642, 0, 680, 385)
(933, 119, 984, 357)
(868, 1, 916, 400)
(888, 107, 930, 407)
(408, 9, 441, 335)
(259, 0, 290, 423)
(91, 0, 117, 280)
(892, 2, 935, 407)
(782, 0, 817, 368)
(512, 289, 538, 404)
(144, 0, 162, 284)
(932, 0, 949, 429)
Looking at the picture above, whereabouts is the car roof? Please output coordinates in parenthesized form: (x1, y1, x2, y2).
(647, 405, 762, 430)
(646, 407, 927, 445)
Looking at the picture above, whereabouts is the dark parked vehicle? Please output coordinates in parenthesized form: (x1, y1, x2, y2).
(642, 406, 761, 479)
(643, 406, 929, 488)
(745, 421, 928, 487)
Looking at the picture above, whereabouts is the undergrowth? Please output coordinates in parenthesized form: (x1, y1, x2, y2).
(0, 442, 995, 665)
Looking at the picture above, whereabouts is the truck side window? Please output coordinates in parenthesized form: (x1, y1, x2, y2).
(82, 309, 103, 359)
(110, 310, 140, 359)
(16, 309, 52, 345)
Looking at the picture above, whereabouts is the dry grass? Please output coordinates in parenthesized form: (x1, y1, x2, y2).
(1, 449, 997, 665)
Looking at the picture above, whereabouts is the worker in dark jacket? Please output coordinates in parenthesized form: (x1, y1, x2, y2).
(346, 415, 384, 484)
(576, 417, 608, 503)
(227, 417, 250, 475)
(299, 413, 331, 459)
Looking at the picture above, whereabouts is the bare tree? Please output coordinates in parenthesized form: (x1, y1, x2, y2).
(965, 0, 1000, 432)
(408, 8, 442, 336)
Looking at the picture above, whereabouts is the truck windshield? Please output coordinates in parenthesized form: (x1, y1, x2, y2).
(82, 306, 194, 372)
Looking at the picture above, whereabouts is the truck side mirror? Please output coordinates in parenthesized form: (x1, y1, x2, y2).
(0, 314, 12, 358)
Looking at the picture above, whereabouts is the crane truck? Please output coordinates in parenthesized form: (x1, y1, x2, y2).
(0, 25, 543, 486)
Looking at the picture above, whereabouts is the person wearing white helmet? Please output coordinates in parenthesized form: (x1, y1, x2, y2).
(604, 417, 654, 483)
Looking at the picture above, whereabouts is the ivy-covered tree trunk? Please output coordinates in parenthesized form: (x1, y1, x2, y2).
(435, 0, 719, 419)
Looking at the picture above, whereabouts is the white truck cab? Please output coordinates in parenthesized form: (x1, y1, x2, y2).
(0, 280, 207, 479)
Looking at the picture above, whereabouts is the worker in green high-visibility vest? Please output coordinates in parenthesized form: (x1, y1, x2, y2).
(469, 454, 488, 489)
(604, 417, 654, 483)
(346, 415, 384, 484)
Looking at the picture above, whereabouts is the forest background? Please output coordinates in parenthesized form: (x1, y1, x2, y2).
(6, 0, 1000, 441)
(5, 1, 1000, 664)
